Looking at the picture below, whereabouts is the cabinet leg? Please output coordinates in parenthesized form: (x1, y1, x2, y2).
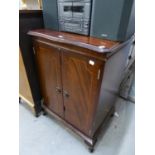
(88, 147, 94, 153)
(35, 112, 40, 117)
(34, 108, 41, 117)
(110, 107, 115, 117)
(35, 110, 42, 117)
(110, 113, 114, 117)
(42, 108, 47, 116)
(84, 138, 97, 153)
(19, 97, 21, 104)
(34, 103, 42, 118)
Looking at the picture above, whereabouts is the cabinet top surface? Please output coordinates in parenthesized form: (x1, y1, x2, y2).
(28, 29, 124, 53)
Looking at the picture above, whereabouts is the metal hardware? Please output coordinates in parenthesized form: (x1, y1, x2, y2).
(63, 91, 69, 98)
(97, 69, 101, 80)
(58, 35, 64, 38)
(56, 87, 62, 93)
(101, 34, 108, 37)
(89, 60, 95, 66)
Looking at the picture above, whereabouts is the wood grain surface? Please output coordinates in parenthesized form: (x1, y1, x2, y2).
(62, 49, 105, 136)
(34, 42, 64, 117)
(29, 29, 134, 148)
(28, 29, 120, 53)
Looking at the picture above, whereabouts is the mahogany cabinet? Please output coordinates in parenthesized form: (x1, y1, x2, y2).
(28, 29, 134, 152)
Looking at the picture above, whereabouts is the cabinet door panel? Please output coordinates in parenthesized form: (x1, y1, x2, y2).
(62, 49, 104, 135)
(34, 42, 64, 117)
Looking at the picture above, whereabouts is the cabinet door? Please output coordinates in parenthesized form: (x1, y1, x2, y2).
(34, 42, 64, 117)
(62, 49, 104, 135)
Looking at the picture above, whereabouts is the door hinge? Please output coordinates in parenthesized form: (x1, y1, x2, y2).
(97, 69, 101, 80)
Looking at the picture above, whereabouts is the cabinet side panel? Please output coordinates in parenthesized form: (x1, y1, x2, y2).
(92, 43, 131, 135)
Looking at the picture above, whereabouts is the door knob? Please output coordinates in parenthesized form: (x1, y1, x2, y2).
(63, 91, 69, 98)
(56, 87, 62, 93)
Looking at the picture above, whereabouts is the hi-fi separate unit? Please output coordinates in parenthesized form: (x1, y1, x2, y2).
(42, 0, 135, 41)
(57, 0, 92, 35)
(90, 0, 135, 41)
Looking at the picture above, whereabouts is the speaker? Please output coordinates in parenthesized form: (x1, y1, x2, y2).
(42, 0, 59, 30)
(90, 0, 135, 41)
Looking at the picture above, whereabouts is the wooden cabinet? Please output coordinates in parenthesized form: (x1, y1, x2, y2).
(29, 29, 134, 152)
(34, 41, 104, 135)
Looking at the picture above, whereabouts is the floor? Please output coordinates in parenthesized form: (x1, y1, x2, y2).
(19, 97, 135, 155)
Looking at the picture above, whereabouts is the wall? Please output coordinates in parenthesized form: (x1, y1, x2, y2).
(19, 0, 42, 10)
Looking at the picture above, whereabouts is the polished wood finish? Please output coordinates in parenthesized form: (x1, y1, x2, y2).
(34, 38, 108, 61)
(28, 29, 120, 53)
(34, 42, 64, 117)
(29, 29, 134, 151)
(61, 49, 104, 136)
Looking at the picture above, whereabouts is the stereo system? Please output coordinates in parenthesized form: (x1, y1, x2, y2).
(57, 0, 91, 35)
(42, 0, 135, 41)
